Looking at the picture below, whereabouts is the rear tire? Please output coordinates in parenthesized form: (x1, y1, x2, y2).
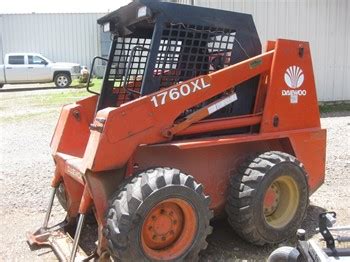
(105, 167, 213, 261)
(54, 72, 71, 88)
(225, 151, 309, 245)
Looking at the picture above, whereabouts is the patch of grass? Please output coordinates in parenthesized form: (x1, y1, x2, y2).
(31, 89, 91, 106)
(70, 78, 102, 93)
(319, 102, 350, 113)
(0, 78, 103, 110)
(0, 108, 59, 123)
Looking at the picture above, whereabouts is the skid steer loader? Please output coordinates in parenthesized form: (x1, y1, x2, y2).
(27, 0, 326, 261)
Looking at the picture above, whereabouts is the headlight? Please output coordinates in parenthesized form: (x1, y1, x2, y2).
(137, 6, 151, 19)
(103, 22, 111, 32)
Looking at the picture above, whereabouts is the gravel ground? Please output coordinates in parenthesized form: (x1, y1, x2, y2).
(0, 88, 349, 261)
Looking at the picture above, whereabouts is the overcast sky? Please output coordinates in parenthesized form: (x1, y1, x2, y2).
(1, 0, 132, 13)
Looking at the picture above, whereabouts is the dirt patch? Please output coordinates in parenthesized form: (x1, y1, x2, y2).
(0, 89, 349, 261)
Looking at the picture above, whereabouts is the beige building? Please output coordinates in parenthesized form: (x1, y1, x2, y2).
(1, 1, 349, 101)
(174, 0, 350, 102)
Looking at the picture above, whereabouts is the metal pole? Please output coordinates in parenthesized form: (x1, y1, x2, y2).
(42, 187, 57, 229)
(70, 213, 85, 262)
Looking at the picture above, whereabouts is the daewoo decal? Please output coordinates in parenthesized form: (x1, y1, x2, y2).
(282, 65, 307, 104)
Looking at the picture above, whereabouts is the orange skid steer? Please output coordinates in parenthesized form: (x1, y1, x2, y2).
(27, 1, 326, 261)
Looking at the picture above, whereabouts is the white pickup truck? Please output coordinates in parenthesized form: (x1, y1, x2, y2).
(0, 53, 83, 88)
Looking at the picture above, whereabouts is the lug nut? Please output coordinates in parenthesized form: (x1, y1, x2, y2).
(162, 236, 166, 241)
(173, 220, 177, 225)
(152, 235, 157, 240)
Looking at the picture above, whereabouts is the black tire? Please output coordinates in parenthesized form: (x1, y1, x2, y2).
(226, 151, 309, 245)
(54, 72, 71, 88)
(105, 167, 213, 261)
(267, 246, 300, 262)
(0, 83, 4, 88)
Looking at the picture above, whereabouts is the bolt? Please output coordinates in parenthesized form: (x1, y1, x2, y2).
(162, 236, 166, 241)
(173, 220, 177, 225)
(152, 235, 157, 240)
(297, 229, 306, 240)
(160, 209, 165, 214)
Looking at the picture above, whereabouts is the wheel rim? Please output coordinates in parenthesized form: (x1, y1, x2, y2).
(141, 198, 197, 260)
(263, 175, 299, 228)
(57, 76, 68, 87)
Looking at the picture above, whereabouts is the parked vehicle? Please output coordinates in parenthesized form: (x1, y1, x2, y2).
(0, 53, 83, 88)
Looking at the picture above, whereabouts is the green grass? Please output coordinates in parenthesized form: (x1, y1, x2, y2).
(319, 102, 350, 113)
(1, 78, 349, 124)
(0, 78, 103, 123)
(70, 78, 103, 93)
(31, 78, 104, 106)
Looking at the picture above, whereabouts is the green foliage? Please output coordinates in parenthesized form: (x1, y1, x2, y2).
(319, 103, 350, 113)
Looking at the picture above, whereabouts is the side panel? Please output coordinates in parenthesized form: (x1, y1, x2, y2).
(261, 39, 321, 132)
(133, 138, 293, 215)
(51, 95, 98, 157)
(288, 129, 327, 193)
(133, 129, 326, 215)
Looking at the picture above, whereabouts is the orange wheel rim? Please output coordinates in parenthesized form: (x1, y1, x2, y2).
(141, 198, 197, 260)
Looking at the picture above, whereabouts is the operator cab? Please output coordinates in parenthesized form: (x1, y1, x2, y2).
(94, 0, 261, 119)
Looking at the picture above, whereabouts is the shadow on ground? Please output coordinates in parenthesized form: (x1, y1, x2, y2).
(199, 204, 326, 261)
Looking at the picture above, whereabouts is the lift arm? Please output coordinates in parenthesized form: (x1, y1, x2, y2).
(82, 50, 274, 171)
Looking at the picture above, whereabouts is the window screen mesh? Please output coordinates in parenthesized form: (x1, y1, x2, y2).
(155, 23, 236, 88)
(108, 23, 236, 105)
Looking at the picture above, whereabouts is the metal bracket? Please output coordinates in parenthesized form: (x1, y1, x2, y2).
(319, 212, 336, 250)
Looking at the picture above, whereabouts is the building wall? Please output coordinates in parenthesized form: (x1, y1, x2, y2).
(0, 13, 105, 69)
(175, 0, 350, 102)
(0, 2, 349, 101)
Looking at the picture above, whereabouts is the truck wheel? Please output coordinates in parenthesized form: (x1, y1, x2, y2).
(54, 73, 71, 88)
(0, 84, 3, 88)
(105, 167, 213, 261)
(225, 151, 308, 245)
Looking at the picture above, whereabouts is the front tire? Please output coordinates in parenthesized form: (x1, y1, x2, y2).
(105, 167, 213, 261)
(54, 73, 71, 88)
(226, 151, 309, 245)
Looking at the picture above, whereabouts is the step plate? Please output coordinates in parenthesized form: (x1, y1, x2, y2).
(27, 228, 87, 261)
